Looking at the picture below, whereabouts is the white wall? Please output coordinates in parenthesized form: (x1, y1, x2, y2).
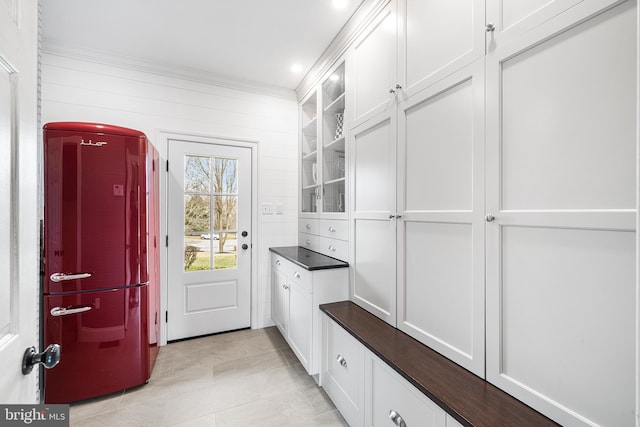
(40, 53, 299, 337)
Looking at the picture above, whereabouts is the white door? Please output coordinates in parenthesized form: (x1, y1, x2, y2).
(0, 0, 41, 403)
(167, 139, 252, 341)
(396, 60, 486, 378)
(485, 1, 637, 425)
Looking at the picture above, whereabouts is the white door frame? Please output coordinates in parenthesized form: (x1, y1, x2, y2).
(156, 130, 258, 346)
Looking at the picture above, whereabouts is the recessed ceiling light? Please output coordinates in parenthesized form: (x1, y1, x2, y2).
(291, 63, 303, 73)
(333, 0, 348, 9)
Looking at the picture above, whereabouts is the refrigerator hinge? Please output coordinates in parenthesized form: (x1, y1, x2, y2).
(165, 235, 168, 247)
(166, 160, 169, 172)
(165, 311, 168, 323)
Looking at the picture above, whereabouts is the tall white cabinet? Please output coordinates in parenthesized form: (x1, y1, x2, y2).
(299, 62, 349, 261)
(484, 1, 638, 426)
(320, 0, 638, 426)
(348, 0, 487, 376)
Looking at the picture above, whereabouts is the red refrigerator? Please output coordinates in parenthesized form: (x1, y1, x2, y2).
(42, 122, 160, 403)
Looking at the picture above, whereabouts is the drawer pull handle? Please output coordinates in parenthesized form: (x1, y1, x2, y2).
(294, 272, 301, 279)
(389, 410, 407, 427)
(306, 223, 312, 230)
(336, 354, 347, 367)
(328, 245, 336, 252)
(328, 226, 336, 232)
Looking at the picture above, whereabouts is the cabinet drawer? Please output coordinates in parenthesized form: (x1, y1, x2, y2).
(368, 355, 446, 427)
(323, 316, 364, 427)
(272, 253, 312, 293)
(318, 219, 348, 240)
(317, 235, 348, 261)
(299, 217, 318, 234)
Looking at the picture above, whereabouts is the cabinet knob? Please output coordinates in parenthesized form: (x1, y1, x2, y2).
(328, 245, 336, 252)
(389, 87, 396, 94)
(486, 214, 495, 222)
(276, 260, 281, 266)
(306, 239, 312, 245)
(328, 226, 336, 232)
(485, 23, 495, 32)
(389, 410, 407, 427)
(336, 354, 347, 367)
(282, 284, 289, 290)
(294, 272, 301, 279)
(305, 223, 311, 230)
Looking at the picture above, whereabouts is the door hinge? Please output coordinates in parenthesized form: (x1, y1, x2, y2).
(166, 160, 169, 172)
(165, 235, 168, 247)
(165, 311, 168, 323)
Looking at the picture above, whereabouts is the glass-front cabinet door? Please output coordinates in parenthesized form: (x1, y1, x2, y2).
(301, 92, 319, 213)
(322, 62, 346, 213)
(300, 61, 346, 216)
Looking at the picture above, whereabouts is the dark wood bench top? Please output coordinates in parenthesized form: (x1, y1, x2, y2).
(320, 301, 560, 427)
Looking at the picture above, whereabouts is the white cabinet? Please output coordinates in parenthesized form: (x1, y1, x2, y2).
(321, 315, 365, 427)
(299, 217, 349, 261)
(300, 61, 347, 216)
(270, 250, 348, 376)
(321, 315, 447, 427)
(484, 1, 637, 426)
(348, 0, 486, 377)
(366, 355, 446, 427)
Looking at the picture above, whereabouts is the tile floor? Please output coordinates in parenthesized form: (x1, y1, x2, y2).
(69, 327, 347, 426)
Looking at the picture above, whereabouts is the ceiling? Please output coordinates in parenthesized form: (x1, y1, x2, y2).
(41, 0, 364, 94)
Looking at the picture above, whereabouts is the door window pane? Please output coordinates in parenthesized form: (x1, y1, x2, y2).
(183, 156, 238, 271)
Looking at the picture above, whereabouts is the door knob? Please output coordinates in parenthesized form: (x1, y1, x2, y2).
(241, 243, 249, 250)
(241, 231, 248, 237)
(22, 344, 61, 375)
(486, 214, 495, 222)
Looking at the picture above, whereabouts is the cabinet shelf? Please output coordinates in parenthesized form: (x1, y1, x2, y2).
(303, 151, 318, 161)
(324, 177, 346, 186)
(303, 117, 318, 136)
(324, 136, 345, 151)
(324, 92, 345, 114)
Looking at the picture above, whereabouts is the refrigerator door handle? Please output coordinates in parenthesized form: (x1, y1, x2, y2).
(50, 305, 93, 317)
(50, 272, 92, 282)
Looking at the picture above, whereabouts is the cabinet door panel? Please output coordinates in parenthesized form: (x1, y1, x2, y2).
(397, 62, 485, 376)
(352, 219, 396, 325)
(353, 118, 395, 213)
(366, 355, 446, 427)
(486, 0, 620, 48)
(288, 283, 312, 371)
(498, 5, 635, 211)
(498, 226, 635, 427)
(272, 269, 289, 335)
(485, 2, 637, 425)
(350, 2, 396, 128)
(399, 0, 484, 97)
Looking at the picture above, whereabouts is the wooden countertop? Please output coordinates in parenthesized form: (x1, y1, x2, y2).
(320, 301, 560, 427)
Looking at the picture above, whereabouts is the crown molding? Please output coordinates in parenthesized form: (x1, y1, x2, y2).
(41, 39, 298, 100)
(295, 0, 390, 101)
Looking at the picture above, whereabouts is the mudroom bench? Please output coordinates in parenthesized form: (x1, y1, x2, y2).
(319, 301, 559, 427)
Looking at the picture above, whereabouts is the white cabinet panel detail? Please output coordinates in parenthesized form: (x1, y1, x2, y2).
(404, 78, 474, 211)
(499, 226, 635, 427)
(500, 3, 636, 211)
(352, 219, 396, 323)
(353, 118, 394, 213)
(402, 222, 473, 357)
